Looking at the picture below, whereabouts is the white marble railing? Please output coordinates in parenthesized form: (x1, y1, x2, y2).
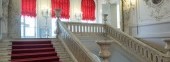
(0, 41, 11, 62)
(105, 25, 170, 62)
(63, 22, 170, 62)
(64, 22, 105, 33)
(57, 21, 96, 62)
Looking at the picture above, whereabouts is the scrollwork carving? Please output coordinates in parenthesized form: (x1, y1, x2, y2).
(144, 0, 164, 7)
(143, 0, 170, 21)
(152, 0, 162, 4)
(0, 0, 2, 19)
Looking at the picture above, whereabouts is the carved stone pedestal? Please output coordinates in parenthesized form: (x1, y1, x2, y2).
(96, 40, 112, 62)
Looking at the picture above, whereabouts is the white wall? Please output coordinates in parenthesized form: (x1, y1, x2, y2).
(36, 0, 52, 38)
(135, 0, 170, 38)
(109, 4, 117, 28)
(70, 0, 81, 22)
(101, 0, 120, 28)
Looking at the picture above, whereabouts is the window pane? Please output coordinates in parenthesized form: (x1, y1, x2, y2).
(51, 18, 56, 37)
(21, 16, 36, 38)
(25, 27, 35, 36)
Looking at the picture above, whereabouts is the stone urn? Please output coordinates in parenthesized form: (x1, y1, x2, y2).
(96, 40, 112, 62)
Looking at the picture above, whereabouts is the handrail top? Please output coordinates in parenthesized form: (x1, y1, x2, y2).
(63, 22, 104, 25)
(164, 39, 170, 42)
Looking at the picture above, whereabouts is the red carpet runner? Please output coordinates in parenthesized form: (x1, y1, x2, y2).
(11, 40, 61, 62)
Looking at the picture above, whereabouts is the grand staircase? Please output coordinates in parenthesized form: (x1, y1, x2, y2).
(0, 39, 74, 62)
(1, 21, 170, 62)
(62, 22, 170, 62)
(0, 41, 11, 62)
(11, 40, 60, 62)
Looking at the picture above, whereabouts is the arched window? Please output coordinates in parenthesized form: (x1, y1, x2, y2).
(81, 0, 96, 21)
(21, 0, 36, 38)
(51, 0, 70, 19)
(22, 0, 36, 17)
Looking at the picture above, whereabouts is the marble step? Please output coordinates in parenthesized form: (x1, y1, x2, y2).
(51, 40, 74, 62)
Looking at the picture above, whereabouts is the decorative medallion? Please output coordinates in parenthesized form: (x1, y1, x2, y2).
(143, 0, 168, 21)
(144, 0, 164, 7)
(152, 0, 162, 4)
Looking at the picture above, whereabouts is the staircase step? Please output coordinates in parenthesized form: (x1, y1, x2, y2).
(12, 48, 55, 54)
(12, 52, 57, 59)
(12, 44, 53, 49)
(51, 40, 74, 62)
(12, 41, 51, 45)
(11, 56, 60, 62)
(11, 40, 61, 62)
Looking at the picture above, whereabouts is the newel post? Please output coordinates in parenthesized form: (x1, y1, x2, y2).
(103, 14, 108, 36)
(164, 39, 170, 62)
(96, 40, 112, 62)
(164, 39, 170, 56)
(55, 9, 62, 38)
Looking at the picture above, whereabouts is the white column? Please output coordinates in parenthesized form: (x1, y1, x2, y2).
(8, 0, 21, 38)
(1, 0, 9, 39)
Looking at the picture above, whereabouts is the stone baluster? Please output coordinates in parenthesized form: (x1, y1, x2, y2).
(164, 39, 170, 56)
(96, 40, 112, 62)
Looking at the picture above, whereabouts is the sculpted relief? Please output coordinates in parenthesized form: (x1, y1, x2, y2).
(152, 0, 162, 4)
(141, 0, 170, 21)
(122, 0, 131, 33)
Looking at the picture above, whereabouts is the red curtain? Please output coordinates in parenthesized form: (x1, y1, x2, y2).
(51, 0, 70, 19)
(81, 0, 95, 21)
(22, 0, 36, 17)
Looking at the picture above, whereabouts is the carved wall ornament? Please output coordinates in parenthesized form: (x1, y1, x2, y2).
(143, 0, 170, 21)
(152, 0, 162, 4)
(144, 0, 164, 8)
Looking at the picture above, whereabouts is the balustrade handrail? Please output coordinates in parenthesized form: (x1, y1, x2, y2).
(63, 22, 105, 33)
(57, 21, 96, 62)
(63, 22, 103, 25)
(105, 24, 170, 62)
(106, 25, 167, 56)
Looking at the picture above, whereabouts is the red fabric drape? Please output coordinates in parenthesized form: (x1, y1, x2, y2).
(81, 0, 95, 21)
(51, 0, 70, 19)
(22, 0, 36, 17)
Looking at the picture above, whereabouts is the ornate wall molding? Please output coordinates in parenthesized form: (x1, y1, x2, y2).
(142, 0, 170, 21)
(144, 0, 164, 8)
